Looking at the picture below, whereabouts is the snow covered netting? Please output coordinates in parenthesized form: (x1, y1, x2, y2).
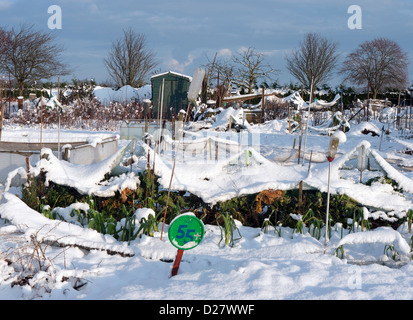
(143, 141, 307, 205)
(157, 132, 243, 159)
(304, 140, 413, 213)
(282, 91, 340, 111)
(31, 144, 139, 197)
(0, 127, 116, 144)
(144, 128, 413, 212)
(198, 107, 253, 131)
(338, 227, 411, 255)
(0, 192, 134, 257)
(369, 149, 413, 194)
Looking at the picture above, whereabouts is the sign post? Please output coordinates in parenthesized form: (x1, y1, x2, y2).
(325, 135, 340, 246)
(168, 213, 205, 277)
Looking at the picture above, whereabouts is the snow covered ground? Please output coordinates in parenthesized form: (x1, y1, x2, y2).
(1, 106, 413, 302)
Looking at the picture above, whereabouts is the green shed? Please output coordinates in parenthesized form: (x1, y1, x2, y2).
(151, 71, 192, 120)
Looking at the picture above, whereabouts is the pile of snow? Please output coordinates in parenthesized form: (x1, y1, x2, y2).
(0, 192, 134, 257)
(30, 146, 138, 197)
(209, 107, 251, 131)
(93, 85, 151, 104)
(0, 198, 412, 299)
(338, 227, 411, 255)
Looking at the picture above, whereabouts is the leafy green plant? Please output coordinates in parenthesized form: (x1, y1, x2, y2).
(292, 209, 324, 239)
(260, 209, 281, 235)
(216, 213, 242, 247)
(407, 209, 413, 233)
(260, 217, 281, 237)
(41, 204, 58, 220)
(136, 210, 162, 238)
(87, 209, 109, 234)
(335, 245, 345, 259)
(118, 205, 140, 243)
(384, 244, 399, 260)
(355, 207, 370, 232)
(348, 207, 370, 233)
(309, 216, 324, 240)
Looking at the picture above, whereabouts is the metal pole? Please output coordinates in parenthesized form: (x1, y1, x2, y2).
(8, 72, 11, 116)
(325, 161, 332, 246)
(302, 78, 314, 165)
(58, 111, 61, 160)
(409, 87, 413, 130)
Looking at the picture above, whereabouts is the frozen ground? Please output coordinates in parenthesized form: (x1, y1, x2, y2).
(1, 106, 413, 301)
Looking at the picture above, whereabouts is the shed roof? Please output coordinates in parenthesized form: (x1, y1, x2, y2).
(150, 70, 192, 81)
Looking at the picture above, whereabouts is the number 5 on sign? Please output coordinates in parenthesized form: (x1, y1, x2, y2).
(168, 214, 204, 250)
(168, 213, 204, 277)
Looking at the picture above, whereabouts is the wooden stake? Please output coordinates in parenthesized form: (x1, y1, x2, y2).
(25, 157, 30, 173)
(297, 134, 302, 164)
(308, 150, 313, 174)
(261, 88, 265, 123)
(170, 249, 184, 277)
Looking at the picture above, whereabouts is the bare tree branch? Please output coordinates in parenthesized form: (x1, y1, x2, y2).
(285, 33, 339, 98)
(232, 47, 276, 94)
(0, 24, 70, 96)
(342, 38, 409, 98)
(104, 28, 157, 88)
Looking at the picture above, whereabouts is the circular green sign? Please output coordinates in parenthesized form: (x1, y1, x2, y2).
(168, 214, 205, 250)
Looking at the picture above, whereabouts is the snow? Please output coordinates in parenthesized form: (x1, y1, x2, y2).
(0, 192, 134, 257)
(1, 100, 413, 301)
(150, 70, 192, 81)
(93, 85, 151, 104)
(338, 227, 411, 255)
(29, 146, 138, 197)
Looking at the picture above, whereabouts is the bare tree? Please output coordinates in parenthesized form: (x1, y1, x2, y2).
(0, 25, 70, 96)
(104, 28, 157, 88)
(342, 38, 409, 99)
(285, 33, 339, 98)
(232, 47, 276, 94)
(204, 53, 235, 89)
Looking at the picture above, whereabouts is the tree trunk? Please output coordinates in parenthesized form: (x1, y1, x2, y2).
(0, 102, 5, 141)
(0, 82, 4, 140)
(18, 80, 24, 97)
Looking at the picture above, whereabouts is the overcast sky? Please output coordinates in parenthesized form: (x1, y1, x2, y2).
(1, 0, 412, 89)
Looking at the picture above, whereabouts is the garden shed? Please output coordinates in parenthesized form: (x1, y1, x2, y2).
(150, 71, 192, 119)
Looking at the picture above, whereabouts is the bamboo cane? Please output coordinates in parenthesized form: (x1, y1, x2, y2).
(160, 105, 192, 240)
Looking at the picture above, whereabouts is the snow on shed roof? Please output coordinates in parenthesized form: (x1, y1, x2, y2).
(150, 70, 192, 81)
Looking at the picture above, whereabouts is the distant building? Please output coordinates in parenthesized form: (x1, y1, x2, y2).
(150, 71, 192, 119)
